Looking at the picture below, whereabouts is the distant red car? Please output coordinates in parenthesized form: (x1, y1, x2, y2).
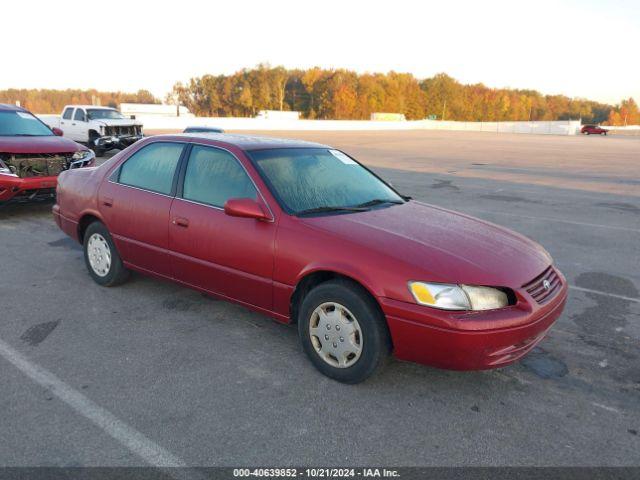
(53, 134, 567, 383)
(581, 124, 608, 135)
(0, 104, 95, 204)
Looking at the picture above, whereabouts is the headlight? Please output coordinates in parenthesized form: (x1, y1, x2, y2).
(71, 150, 93, 160)
(408, 282, 509, 311)
(70, 150, 95, 168)
(72, 150, 95, 161)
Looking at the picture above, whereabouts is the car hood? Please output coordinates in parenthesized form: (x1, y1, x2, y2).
(0, 135, 86, 154)
(91, 119, 142, 127)
(301, 201, 551, 287)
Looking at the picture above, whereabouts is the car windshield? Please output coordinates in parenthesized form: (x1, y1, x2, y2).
(87, 109, 126, 120)
(249, 148, 404, 215)
(0, 111, 54, 136)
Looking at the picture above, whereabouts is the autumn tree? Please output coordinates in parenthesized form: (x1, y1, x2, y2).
(0, 89, 160, 113)
(8, 65, 621, 123)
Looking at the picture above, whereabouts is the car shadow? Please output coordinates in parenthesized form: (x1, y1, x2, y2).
(0, 199, 55, 220)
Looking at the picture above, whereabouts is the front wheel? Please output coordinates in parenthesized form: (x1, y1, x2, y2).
(88, 133, 106, 157)
(83, 222, 129, 286)
(298, 280, 391, 384)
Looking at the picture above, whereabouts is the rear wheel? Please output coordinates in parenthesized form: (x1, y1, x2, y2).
(83, 222, 129, 286)
(298, 279, 390, 384)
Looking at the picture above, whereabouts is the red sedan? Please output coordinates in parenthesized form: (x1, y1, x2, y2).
(53, 134, 567, 383)
(581, 124, 608, 135)
(1, 104, 94, 204)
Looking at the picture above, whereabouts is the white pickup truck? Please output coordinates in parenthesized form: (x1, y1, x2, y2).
(42, 105, 143, 156)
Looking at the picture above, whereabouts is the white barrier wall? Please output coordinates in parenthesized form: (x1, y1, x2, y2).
(415, 119, 581, 135)
(598, 125, 640, 135)
(138, 116, 582, 135)
(36, 113, 582, 136)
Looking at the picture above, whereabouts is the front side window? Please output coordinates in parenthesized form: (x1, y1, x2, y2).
(0, 111, 54, 137)
(73, 109, 86, 121)
(118, 142, 184, 195)
(182, 145, 257, 208)
(248, 148, 402, 215)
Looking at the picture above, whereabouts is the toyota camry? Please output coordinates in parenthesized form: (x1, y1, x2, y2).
(53, 134, 567, 383)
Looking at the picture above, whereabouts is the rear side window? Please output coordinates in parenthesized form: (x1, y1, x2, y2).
(182, 145, 257, 208)
(62, 108, 74, 120)
(118, 142, 184, 195)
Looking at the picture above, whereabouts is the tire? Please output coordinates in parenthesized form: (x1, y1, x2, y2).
(585, 131, 590, 135)
(88, 132, 105, 157)
(298, 279, 391, 384)
(83, 221, 129, 287)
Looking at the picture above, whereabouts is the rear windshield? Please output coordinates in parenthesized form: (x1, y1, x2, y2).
(0, 111, 53, 136)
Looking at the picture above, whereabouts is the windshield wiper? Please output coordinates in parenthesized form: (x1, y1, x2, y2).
(353, 198, 404, 208)
(296, 205, 369, 216)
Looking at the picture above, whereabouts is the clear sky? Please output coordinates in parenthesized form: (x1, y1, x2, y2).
(3, 0, 638, 104)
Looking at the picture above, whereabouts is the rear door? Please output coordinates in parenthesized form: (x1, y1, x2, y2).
(168, 144, 276, 310)
(98, 141, 186, 278)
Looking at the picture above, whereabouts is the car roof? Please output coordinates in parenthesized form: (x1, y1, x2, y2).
(0, 103, 28, 112)
(169, 132, 330, 151)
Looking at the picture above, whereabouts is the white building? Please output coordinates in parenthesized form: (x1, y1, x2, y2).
(119, 103, 194, 118)
(255, 110, 301, 120)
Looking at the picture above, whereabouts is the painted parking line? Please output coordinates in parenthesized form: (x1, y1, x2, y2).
(466, 208, 640, 233)
(569, 285, 640, 304)
(0, 337, 186, 469)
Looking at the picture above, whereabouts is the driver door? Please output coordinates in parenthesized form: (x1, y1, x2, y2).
(68, 108, 88, 142)
(168, 144, 276, 310)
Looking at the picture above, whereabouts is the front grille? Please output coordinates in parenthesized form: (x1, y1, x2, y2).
(0, 153, 74, 178)
(523, 266, 562, 304)
(105, 125, 138, 136)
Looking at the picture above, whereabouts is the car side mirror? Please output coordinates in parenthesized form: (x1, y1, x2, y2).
(224, 198, 270, 221)
(52, 127, 64, 136)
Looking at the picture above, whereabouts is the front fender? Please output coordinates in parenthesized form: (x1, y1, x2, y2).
(295, 261, 384, 299)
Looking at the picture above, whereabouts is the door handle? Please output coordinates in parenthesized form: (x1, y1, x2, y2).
(72, 123, 76, 126)
(173, 217, 189, 228)
(102, 197, 113, 207)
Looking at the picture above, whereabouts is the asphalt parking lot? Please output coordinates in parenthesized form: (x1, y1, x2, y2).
(1, 130, 639, 467)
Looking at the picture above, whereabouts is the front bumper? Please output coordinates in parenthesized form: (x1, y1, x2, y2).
(93, 134, 143, 149)
(0, 154, 94, 203)
(0, 174, 58, 203)
(380, 270, 568, 370)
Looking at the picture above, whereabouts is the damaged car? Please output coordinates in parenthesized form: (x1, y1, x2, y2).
(43, 105, 143, 157)
(0, 104, 95, 204)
